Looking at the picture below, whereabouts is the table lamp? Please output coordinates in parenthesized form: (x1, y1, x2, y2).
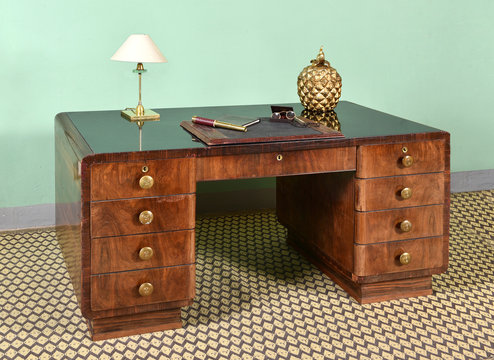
(111, 34, 167, 122)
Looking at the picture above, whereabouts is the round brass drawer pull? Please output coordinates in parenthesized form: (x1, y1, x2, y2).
(400, 187, 412, 200)
(276, 154, 283, 161)
(138, 282, 154, 297)
(402, 155, 414, 167)
(139, 175, 154, 189)
(139, 210, 154, 225)
(139, 246, 154, 260)
(400, 220, 412, 232)
(399, 252, 411, 265)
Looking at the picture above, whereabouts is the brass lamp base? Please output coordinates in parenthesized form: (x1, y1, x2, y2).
(121, 108, 160, 122)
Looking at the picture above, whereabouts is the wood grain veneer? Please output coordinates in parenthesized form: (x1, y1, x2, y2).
(355, 173, 445, 211)
(356, 139, 445, 178)
(197, 152, 281, 180)
(277, 171, 356, 273)
(353, 236, 444, 277)
(358, 277, 432, 304)
(56, 104, 451, 338)
(55, 114, 93, 307)
(89, 308, 182, 341)
(90, 158, 196, 201)
(355, 204, 444, 244)
(286, 229, 437, 303)
(91, 265, 195, 311)
(90, 195, 195, 238)
(281, 147, 356, 175)
(197, 147, 355, 181)
(91, 230, 195, 274)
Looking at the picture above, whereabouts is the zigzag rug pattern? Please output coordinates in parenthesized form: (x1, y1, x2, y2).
(0, 190, 493, 359)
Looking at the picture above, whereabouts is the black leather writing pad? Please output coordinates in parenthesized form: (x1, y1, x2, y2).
(180, 117, 343, 146)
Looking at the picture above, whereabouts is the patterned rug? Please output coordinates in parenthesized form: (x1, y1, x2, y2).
(0, 191, 493, 360)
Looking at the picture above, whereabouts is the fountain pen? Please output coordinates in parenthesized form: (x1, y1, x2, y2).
(192, 116, 247, 132)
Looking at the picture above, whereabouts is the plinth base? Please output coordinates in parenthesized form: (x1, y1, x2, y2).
(121, 109, 160, 122)
(88, 308, 182, 341)
(287, 233, 433, 304)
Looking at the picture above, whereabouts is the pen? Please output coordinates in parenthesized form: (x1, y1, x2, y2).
(293, 116, 307, 126)
(192, 116, 247, 132)
(242, 119, 261, 127)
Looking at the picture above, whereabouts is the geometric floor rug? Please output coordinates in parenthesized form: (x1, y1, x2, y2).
(0, 190, 493, 359)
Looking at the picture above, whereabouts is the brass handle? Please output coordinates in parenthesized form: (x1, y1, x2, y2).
(139, 246, 154, 260)
(402, 155, 414, 167)
(400, 220, 412, 232)
(399, 252, 411, 265)
(139, 175, 154, 189)
(138, 282, 154, 297)
(400, 187, 412, 200)
(276, 154, 283, 161)
(139, 210, 154, 225)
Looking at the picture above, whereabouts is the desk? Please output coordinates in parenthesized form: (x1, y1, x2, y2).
(55, 101, 450, 340)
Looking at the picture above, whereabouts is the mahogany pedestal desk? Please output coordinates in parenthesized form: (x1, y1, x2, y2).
(55, 101, 450, 340)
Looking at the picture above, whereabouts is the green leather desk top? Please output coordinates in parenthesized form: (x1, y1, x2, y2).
(65, 101, 443, 154)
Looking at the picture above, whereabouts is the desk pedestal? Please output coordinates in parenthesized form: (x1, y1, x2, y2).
(277, 139, 449, 303)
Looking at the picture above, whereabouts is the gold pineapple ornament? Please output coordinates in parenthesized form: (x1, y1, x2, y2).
(297, 46, 342, 111)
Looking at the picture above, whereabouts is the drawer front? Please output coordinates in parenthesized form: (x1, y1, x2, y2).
(91, 195, 195, 238)
(357, 140, 445, 178)
(91, 158, 196, 201)
(196, 147, 356, 181)
(281, 147, 356, 175)
(91, 265, 195, 311)
(355, 205, 444, 244)
(91, 230, 195, 274)
(197, 152, 281, 181)
(354, 237, 444, 277)
(355, 173, 445, 211)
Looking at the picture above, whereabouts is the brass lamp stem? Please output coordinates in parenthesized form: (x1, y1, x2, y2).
(137, 120, 144, 151)
(136, 63, 145, 116)
(139, 72, 142, 103)
(119, 61, 159, 131)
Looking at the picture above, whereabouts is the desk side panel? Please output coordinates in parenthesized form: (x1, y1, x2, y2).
(55, 114, 93, 307)
(442, 133, 451, 272)
(277, 171, 356, 274)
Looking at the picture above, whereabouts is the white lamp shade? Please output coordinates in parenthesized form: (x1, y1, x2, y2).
(111, 34, 167, 63)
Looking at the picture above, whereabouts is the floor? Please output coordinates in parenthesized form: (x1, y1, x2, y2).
(0, 190, 493, 360)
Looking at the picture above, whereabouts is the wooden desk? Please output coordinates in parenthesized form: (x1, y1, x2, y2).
(55, 102, 450, 340)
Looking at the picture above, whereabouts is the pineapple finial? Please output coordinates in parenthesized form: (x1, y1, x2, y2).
(316, 46, 325, 63)
(311, 46, 330, 66)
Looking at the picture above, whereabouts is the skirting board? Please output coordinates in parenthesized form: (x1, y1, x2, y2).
(0, 204, 55, 232)
(450, 169, 494, 193)
(1, 170, 493, 231)
(0, 189, 276, 232)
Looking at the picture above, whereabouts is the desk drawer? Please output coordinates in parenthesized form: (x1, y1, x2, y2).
(91, 265, 195, 311)
(197, 147, 355, 181)
(91, 230, 195, 274)
(90, 195, 195, 238)
(281, 147, 356, 175)
(90, 158, 195, 201)
(354, 237, 444, 277)
(357, 140, 445, 178)
(355, 205, 444, 244)
(355, 173, 445, 211)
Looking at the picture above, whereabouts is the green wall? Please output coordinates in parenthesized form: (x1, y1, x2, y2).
(1, 0, 493, 208)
